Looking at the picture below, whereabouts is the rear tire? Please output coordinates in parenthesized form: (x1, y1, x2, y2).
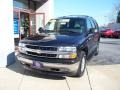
(72, 51, 86, 77)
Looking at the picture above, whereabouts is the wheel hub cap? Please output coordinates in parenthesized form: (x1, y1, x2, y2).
(81, 56, 85, 72)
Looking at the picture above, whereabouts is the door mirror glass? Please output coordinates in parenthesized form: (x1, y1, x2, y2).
(94, 29, 98, 33)
(89, 28, 94, 34)
(89, 28, 97, 34)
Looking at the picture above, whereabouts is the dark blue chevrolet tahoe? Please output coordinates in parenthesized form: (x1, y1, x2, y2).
(17, 15, 100, 77)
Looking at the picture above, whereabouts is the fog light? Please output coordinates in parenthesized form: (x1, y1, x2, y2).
(58, 53, 77, 59)
(69, 53, 77, 59)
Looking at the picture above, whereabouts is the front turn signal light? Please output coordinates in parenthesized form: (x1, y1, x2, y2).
(69, 53, 77, 59)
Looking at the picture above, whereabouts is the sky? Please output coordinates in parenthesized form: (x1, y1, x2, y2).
(54, 0, 119, 26)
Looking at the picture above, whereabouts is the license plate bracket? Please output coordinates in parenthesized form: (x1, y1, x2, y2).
(32, 61, 43, 69)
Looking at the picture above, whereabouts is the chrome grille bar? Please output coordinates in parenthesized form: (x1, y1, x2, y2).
(23, 47, 71, 55)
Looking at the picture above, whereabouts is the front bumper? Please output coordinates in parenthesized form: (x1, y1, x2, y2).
(17, 55, 80, 76)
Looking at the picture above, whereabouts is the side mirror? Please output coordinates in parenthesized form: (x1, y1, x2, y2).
(38, 27, 45, 33)
(94, 29, 98, 33)
(89, 28, 94, 34)
(89, 28, 98, 34)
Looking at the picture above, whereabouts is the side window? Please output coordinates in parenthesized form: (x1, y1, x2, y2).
(92, 19, 99, 32)
(87, 19, 92, 31)
(90, 19, 96, 29)
(93, 20, 99, 29)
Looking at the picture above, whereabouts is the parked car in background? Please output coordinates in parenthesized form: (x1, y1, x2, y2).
(107, 23, 120, 38)
(113, 29, 120, 38)
(100, 28, 114, 38)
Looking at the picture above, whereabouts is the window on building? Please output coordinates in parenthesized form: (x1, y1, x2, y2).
(13, 0, 29, 9)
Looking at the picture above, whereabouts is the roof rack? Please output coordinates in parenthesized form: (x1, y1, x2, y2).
(58, 15, 91, 19)
(68, 15, 89, 17)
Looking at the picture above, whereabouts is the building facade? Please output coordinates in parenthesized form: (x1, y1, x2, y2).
(14, 0, 54, 39)
(0, 0, 54, 67)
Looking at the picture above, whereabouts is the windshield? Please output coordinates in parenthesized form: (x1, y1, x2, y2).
(44, 18, 86, 34)
(45, 19, 56, 31)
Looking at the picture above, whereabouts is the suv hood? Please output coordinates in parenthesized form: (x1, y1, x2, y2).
(20, 34, 84, 46)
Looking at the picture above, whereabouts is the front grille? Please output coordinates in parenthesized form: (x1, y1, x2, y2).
(27, 51, 57, 58)
(25, 45, 58, 58)
(26, 45, 57, 51)
(39, 47, 57, 51)
(26, 45, 39, 49)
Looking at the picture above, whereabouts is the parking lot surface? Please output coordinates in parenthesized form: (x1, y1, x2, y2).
(89, 38, 120, 65)
(0, 38, 120, 90)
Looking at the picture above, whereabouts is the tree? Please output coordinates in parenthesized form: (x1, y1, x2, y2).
(114, 3, 120, 12)
(114, 2, 120, 23)
(117, 11, 120, 23)
(108, 2, 120, 23)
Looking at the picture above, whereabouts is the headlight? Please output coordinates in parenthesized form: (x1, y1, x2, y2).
(58, 47, 77, 59)
(58, 47, 76, 52)
(19, 43, 26, 47)
(18, 43, 26, 53)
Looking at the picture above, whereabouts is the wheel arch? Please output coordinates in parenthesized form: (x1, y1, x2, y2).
(78, 45, 88, 58)
(81, 47, 88, 57)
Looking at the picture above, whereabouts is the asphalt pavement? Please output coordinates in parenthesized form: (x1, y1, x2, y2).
(88, 38, 120, 65)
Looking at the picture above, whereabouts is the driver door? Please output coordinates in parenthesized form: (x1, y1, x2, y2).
(86, 19, 95, 55)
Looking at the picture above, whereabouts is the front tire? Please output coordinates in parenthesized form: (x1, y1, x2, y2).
(72, 51, 86, 77)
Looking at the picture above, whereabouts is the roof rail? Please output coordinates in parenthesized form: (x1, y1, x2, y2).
(68, 15, 89, 17)
(58, 15, 91, 18)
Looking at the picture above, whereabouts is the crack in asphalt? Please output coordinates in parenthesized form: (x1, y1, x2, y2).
(65, 78, 71, 90)
(86, 67, 93, 90)
(18, 70, 26, 90)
